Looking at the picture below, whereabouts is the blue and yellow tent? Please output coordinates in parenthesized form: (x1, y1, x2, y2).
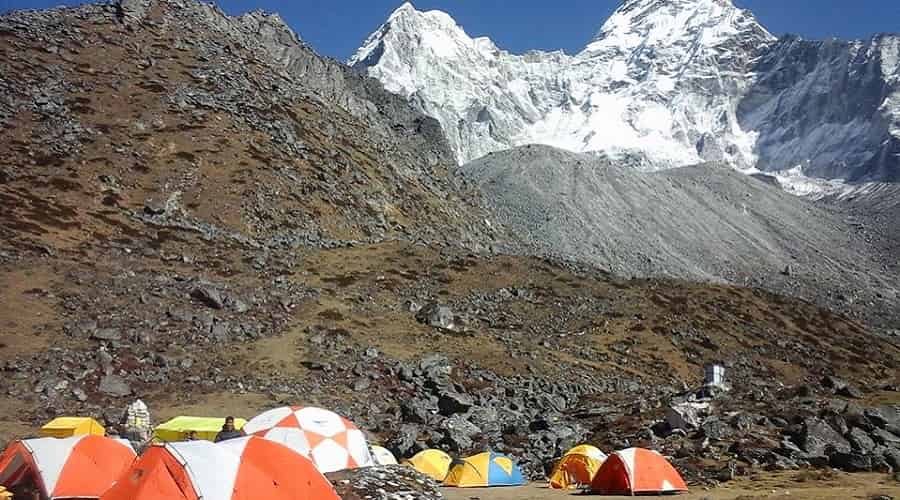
(444, 452, 525, 488)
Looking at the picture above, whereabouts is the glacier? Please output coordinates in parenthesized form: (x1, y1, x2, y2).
(350, 0, 900, 182)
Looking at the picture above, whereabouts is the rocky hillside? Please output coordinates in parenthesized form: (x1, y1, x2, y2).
(351, 0, 900, 183)
(458, 145, 900, 335)
(0, 0, 898, 491)
(0, 0, 498, 253)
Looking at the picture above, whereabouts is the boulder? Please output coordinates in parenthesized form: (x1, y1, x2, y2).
(401, 397, 435, 424)
(766, 452, 800, 471)
(351, 378, 371, 391)
(441, 415, 481, 452)
(438, 390, 473, 416)
(795, 417, 851, 457)
(191, 286, 225, 309)
(837, 385, 863, 399)
(415, 302, 455, 330)
(72, 387, 88, 402)
(871, 428, 900, 447)
(701, 418, 733, 441)
(822, 375, 849, 392)
(467, 406, 502, 436)
(91, 328, 122, 341)
(848, 427, 877, 453)
(210, 321, 230, 341)
(866, 406, 900, 434)
(829, 452, 873, 472)
(99, 375, 132, 397)
(665, 401, 709, 431)
(884, 448, 900, 471)
(388, 424, 422, 458)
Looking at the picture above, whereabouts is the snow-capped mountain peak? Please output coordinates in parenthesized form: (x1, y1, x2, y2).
(351, 1, 900, 182)
(586, 0, 773, 55)
(349, 3, 497, 99)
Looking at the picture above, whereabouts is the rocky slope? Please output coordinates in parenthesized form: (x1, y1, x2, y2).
(351, 0, 900, 182)
(458, 145, 900, 334)
(0, 0, 899, 493)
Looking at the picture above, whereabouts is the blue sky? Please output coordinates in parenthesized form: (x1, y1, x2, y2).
(1, 0, 898, 60)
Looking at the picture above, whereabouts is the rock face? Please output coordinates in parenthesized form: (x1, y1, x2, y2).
(351, 0, 900, 183)
(741, 35, 900, 182)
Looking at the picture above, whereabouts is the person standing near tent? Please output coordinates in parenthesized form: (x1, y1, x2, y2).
(214, 416, 244, 443)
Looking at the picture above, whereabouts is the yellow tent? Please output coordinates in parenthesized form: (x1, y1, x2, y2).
(444, 452, 525, 488)
(40, 417, 105, 438)
(153, 416, 247, 442)
(548, 444, 607, 490)
(403, 449, 453, 482)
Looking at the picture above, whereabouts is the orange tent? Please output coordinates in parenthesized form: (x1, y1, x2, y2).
(243, 406, 373, 473)
(590, 448, 688, 495)
(0, 435, 135, 499)
(101, 436, 338, 500)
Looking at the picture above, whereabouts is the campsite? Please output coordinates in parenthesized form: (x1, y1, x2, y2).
(2, 399, 900, 499)
(0, 404, 692, 498)
(0, 0, 899, 498)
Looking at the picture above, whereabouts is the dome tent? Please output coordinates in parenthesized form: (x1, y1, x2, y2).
(154, 416, 247, 442)
(39, 417, 105, 438)
(243, 406, 372, 473)
(444, 452, 525, 488)
(403, 449, 453, 482)
(100, 436, 338, 500)
(0, 436, 134, 499)
(549, 444, 607, 490)
(591, 447, 688, 495)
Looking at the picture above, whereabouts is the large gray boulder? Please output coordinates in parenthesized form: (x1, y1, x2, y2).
(795, 417, 851, 457)
(665, 401, 709, 431)
(847, 427, 877, 453)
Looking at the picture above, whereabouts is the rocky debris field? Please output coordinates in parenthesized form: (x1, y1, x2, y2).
(327, 465, 443, 500)
(458, 145, 900, 335)
(2, 235, 897, 487)
(0, 0, 898, 497)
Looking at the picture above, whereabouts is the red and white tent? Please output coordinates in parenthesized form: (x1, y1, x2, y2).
(591, 447, 688, 495)
(243, 406, 373, 473)
(0, 435, 135, 499)
(101, 436, 338, 500)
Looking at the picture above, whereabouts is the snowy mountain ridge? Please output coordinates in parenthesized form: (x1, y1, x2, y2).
(350, 0, 900, 182)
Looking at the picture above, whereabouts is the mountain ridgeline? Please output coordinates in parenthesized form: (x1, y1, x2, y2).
(350, 0, 900, 183)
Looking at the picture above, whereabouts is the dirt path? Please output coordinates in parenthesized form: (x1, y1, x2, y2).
(441, 472, 900, 500)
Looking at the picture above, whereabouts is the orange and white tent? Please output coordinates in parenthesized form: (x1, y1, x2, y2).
(243, 406, 373, 473)
(101, 436, 338, 500)
(0, 435, 135, 499)
(590, 448, 688, 495)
